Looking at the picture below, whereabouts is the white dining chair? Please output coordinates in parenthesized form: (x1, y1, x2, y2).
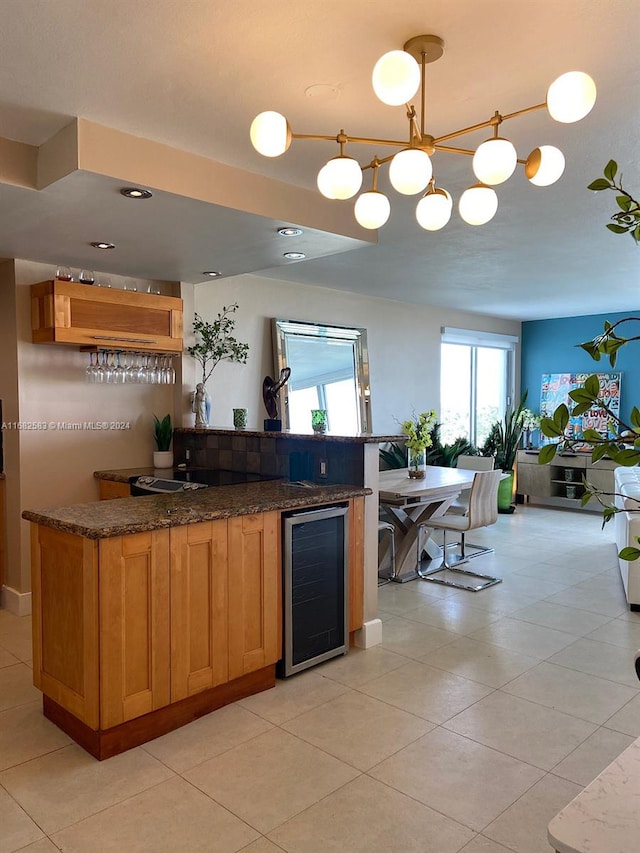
(446, 454, 496, 560)
(416, 469, 502, 591)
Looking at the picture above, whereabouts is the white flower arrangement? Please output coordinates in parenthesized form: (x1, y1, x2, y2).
(519, 408, 541, 430)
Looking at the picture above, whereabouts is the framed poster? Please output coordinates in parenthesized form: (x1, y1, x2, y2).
(540, 372, 621, 449)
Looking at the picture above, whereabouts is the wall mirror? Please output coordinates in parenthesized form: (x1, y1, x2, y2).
(272, 319, 371, 434)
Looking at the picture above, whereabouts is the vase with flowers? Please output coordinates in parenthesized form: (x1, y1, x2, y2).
(401, 410, 437, 479)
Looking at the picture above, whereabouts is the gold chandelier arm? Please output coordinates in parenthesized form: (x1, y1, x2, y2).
(407, 107, 423, 145)
(362, 151, 396, 170)
(434, 101, 547, 144)
(292, 131, 411, 149)
(434, 144, 475, 156)
(434, 118, 498, 144)
(501, 102, 546, 121)
(291, 133, 342, 142)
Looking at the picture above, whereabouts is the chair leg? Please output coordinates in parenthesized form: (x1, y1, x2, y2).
(418, 528, 502, 592)
(445, 528, 496, 566)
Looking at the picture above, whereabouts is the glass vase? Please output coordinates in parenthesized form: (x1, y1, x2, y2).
(408, 447, 426, 479)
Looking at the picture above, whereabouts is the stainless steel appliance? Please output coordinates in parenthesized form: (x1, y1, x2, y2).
(129, 469, 279, 495)
(281, 504, 349, 676)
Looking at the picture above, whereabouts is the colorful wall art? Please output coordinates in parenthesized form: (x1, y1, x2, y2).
(540, 372, 621, 449)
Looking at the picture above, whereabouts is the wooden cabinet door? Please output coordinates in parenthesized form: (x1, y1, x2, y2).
(31, 279, 183, 352)
(228, 512, 280, 680)
(348, 497, 365, 633)
(170, 521, 229, 701)
(31, 526, 100, 729)
(516, 456, 552, 497)
(99, 531, 170, 729)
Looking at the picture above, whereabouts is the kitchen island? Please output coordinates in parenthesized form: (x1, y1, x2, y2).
(23, 481, 366, 759)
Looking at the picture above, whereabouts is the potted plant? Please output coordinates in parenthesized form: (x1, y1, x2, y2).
(187, 304, 249, 427)
(482, 394, 528, 512)
(153, 413, 173, 468)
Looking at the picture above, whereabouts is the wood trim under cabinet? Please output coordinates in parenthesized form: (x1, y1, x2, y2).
(43, 665, 275, 760)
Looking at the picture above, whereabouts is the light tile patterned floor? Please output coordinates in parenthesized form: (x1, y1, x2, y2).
(0, 506, 638, 852)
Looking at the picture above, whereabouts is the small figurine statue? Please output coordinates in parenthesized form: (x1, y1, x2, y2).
(192, 382, 210, 428)
(262, 367, 291, 430)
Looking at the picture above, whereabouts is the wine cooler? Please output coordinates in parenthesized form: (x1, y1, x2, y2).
(281, 504, 349, 676)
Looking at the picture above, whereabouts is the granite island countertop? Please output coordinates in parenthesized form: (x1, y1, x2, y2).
(23, 480, 369, 539)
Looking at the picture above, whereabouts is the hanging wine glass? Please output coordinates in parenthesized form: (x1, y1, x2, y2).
(86, 351, 98, 382)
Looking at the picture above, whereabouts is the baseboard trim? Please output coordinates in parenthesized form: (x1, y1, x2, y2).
(1, 586, 32, 616)
(354, 618, 383, 649)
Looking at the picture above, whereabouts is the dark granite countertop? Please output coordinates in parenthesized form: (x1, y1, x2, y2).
(23, 480, 369, 539)
(175, 427, 402, 444)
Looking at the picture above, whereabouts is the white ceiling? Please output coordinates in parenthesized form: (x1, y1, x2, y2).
(0, 0, 638, 320)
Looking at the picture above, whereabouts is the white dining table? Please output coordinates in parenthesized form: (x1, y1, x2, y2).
(378, 466, 476, 582)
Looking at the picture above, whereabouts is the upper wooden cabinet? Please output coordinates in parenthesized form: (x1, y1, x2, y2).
(30, 279, 183, 352)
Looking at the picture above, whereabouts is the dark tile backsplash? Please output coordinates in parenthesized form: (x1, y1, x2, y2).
(173, 431, 364, 486)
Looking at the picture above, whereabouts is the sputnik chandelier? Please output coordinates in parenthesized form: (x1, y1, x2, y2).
(250, 34, 596, 231)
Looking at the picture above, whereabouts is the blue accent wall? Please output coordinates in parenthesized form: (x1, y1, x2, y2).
(521, 311, 639, 426)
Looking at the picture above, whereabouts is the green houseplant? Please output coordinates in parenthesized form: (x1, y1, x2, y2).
(482, 394, 528, 512)
(186, 304, 249, 427)
(153, 413, 173, 469)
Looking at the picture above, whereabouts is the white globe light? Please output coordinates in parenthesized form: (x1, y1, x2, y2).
(372, 50, 421, 106)
(354, 191, 391, 229)
(458, 184, 499, 226)
(317, 156, 363, 200)
(546, 72, 597, 123)
(416, 188, 453, 231)
(389, 148, 433, 195)
(472, 137, 518, 185)
(249, 111, 291, 157)
(525, 145, 566, 186)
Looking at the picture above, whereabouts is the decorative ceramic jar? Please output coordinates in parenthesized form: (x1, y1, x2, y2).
(311, 409, 328, 433)
(233, 408, 248, 429)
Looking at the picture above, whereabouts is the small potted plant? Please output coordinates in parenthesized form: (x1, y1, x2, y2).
(153, 413, 173, 468)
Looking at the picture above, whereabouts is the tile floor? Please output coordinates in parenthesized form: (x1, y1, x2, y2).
(1, 505, 639, 852)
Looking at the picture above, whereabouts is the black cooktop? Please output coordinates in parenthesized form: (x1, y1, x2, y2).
(169, 469, 280, 487)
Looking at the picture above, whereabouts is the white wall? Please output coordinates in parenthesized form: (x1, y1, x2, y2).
(193, 273, 521, 434)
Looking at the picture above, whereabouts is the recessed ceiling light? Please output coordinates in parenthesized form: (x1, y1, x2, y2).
(277, 226, 303, 237)
(283, 251, 306, 260)
(120, 187, 153, 199)
(90, 241, 116, 250)
(203, 271, 221, 277)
